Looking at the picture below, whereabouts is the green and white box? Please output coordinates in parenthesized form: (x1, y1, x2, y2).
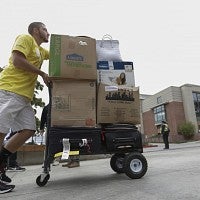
(49, 34, 97, 80)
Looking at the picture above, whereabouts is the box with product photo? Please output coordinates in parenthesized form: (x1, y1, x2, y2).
(97, 83, 140, 125)
(51, 79, 97, 127)
(49, 34, 97, 80)
(97, 61, 135, 87)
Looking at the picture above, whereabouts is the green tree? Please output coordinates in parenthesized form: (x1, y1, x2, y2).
(178, 121, 195, 140)
(31, 80, 46, 132)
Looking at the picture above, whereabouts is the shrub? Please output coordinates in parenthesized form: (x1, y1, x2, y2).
(178, 122, 195, 140)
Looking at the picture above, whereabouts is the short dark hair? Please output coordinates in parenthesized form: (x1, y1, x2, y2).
(28, 22, 45, 35)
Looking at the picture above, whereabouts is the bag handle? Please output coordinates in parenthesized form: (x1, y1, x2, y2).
(102, 34, 112, 40)
(100, 34, 113, 48)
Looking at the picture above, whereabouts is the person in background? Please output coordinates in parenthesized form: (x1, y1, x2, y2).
(160, 120, 170, 149)
(62, 156, 80, 168)
(39, 104, 49, 145)
(0, 22, 50, 193)
(4, 129, 26, 172)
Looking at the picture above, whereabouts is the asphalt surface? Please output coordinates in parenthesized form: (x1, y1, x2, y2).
(1, 140, 200, 199)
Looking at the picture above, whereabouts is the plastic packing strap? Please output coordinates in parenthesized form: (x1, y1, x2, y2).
(61, 138, 70, 160)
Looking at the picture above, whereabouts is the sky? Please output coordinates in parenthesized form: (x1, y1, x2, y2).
(1, 0, 200, 115)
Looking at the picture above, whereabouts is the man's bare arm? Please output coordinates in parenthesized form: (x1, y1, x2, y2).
(12, 50, 50, 86)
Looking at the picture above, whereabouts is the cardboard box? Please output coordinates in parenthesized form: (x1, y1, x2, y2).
(97, 61, 135, 87)
(97, 83, 140, 124)
(51, 79, 96, 127)
(49, 34, 97, 80)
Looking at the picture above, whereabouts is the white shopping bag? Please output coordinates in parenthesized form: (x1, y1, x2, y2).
(96, 34, 122, 61)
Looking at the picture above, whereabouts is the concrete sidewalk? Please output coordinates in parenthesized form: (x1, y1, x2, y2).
(143, 140, 200, 152)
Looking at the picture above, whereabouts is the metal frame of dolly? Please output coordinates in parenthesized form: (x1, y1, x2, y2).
(36, 84, 148, 187)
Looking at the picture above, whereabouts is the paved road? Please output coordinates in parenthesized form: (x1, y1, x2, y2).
(2, 141, 200, 200)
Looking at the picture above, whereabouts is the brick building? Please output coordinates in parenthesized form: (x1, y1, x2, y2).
(141, 84, 200, 143)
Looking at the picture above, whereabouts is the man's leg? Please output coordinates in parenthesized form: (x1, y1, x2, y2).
(7, 152, 17, 168)
(0, 134, 5, 150)
(165, 133, 169, 149)
(0, 133, 13, 184)
(4, 130, 34, 153)
(0, 90, 35, 192)
(163, 134, 169, 149)
(7, 151, 26, 171)
(0, 130, 34, 176)
(0, 133, 10, 167)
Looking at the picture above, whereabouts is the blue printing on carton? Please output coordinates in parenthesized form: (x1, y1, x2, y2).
(97, 61, 133, 70)
(66, 53, 84, 61)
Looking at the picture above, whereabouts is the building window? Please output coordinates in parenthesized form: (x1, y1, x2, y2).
(192, 92, 200, 121)
(153, 105, 166, 124)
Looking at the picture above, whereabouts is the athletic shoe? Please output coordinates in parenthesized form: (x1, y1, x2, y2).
(0, 173, 12, 184)
(0, 160, 12, 184)
(7, 166, 26, 172)
(0, 181, 15, 194)
(62, 161, 80, 168)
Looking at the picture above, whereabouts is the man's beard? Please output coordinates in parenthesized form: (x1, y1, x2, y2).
(39, 31, 48, 43)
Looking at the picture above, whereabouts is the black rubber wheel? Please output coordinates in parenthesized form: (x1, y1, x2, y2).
(123, 152, 148, 179)
(36, 174, 50, 187)
(110, 153, 126, 174)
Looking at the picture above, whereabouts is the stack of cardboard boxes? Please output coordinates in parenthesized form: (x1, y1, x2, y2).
(96, 60, 140, 125)
(49, 34, 140, 127)
(49, 34, 97, 127)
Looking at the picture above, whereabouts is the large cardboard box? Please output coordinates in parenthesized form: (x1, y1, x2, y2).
(49, 34, 97, 80)
(97, 83, 140, 124)
(51, 79, 96, 127)
(97, 61, 135, 87)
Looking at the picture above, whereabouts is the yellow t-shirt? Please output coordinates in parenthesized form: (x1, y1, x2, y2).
(0, 34, 49, 101)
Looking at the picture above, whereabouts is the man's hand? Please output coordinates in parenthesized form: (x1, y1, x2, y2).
(41, 72, 51, 87)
